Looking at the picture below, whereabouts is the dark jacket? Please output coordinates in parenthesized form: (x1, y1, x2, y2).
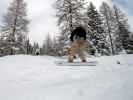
(70, 27, 86, 41)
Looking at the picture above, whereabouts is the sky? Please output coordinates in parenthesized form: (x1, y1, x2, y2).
(0, 0, 132, 45)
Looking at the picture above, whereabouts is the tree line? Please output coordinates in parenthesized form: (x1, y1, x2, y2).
(0, 0, 133, 57)
(54, 0, 133, 56)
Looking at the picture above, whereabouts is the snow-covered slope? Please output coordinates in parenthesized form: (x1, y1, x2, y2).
(0, 54, 133, 100)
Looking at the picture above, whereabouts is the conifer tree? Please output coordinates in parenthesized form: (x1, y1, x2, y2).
(87, 2, 109, 55)
(54, 0, 85, 56)
(1, 0, 29, 55)
(113, 5, 131, 53)
(100, 2, 115, 55)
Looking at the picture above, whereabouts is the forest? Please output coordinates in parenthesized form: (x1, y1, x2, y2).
(0, 0, 133, 57)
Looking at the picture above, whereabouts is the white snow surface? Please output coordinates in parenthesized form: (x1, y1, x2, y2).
(0, 54, 133, 100)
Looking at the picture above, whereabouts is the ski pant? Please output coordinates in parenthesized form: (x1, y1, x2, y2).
(68, 38, 88, 62)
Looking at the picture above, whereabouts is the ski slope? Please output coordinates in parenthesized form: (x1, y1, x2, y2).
(0, 54, 133, 100)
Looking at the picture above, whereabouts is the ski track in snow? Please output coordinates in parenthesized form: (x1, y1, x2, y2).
(0, 54, 133, 100)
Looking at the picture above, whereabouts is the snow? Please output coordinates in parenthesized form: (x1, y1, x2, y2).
(0, 54, 133, 100)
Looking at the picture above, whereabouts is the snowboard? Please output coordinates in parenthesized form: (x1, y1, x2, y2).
(55, 61, 97, 66)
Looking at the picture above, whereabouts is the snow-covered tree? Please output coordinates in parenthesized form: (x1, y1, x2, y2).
(100, 2, 115, 55)
(56, 33, 68, 56)
(54, 0, 85, 56)
(44, 33, 53, 55)
(1, 0, 29, 55)
(40, 42, 46, 55)
(55, 0, 85, 32)
(24, 38, 33, 54)
(127, 34, 133, 53)
(87, 2, 109, 55)
(51, 35, 61, 56)
(113, 5, 131, 53)
(40, 33, 59, 56)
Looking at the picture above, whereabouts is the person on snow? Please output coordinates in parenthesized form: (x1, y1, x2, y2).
(68, 26, 89, 62)
(35, 48, 40, 56)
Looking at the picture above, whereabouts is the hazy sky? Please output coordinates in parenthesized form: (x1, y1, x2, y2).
(0, 0, 132, 45)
